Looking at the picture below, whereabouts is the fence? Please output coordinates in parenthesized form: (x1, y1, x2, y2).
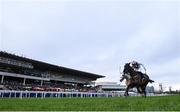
(0, 90, 158, 98)
(0, 90, 112, 98)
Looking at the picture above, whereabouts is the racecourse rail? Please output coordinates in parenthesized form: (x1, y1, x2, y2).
(0, 90, 158, 98)
(0, 90, 122, 98)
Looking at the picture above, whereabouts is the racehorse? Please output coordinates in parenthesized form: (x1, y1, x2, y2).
(120, 63, 154, 97)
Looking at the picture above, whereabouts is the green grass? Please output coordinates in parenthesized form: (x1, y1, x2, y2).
(0, 95, 180, 111)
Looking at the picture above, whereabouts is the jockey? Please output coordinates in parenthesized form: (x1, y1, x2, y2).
(130, 61, 146, 72)
(129, 61, 146, 79)
(130, 61, 140, 71)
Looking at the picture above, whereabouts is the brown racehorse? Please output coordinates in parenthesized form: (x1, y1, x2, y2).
(120, 63, 154, 97)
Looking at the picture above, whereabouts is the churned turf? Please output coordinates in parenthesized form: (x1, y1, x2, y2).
(0, 95, 179, 111)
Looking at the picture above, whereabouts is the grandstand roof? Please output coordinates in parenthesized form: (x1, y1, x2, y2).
(0, 51, 105, 79)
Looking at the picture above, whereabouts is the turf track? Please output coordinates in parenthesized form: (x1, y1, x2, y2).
(0, 95, 179, 111)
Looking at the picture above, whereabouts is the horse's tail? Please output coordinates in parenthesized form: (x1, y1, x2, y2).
(148, 79, 154, 83)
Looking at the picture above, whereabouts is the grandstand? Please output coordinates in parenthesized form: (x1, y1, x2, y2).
(0, 51, 105, 93)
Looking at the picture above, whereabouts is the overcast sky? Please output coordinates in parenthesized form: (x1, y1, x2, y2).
(0, 0, 180, 90)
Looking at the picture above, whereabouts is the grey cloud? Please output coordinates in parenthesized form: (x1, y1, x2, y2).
(0, 0, 180, 90)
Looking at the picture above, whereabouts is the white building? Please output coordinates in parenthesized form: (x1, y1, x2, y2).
(96, 82, 155, 96)
(96, 82, 126, 91)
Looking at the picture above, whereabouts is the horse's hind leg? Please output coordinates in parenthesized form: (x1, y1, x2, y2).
(142, 86, 146, 97)
(143, 90, 146, 97)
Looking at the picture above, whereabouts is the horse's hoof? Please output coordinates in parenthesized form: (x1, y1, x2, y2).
(124, 94, 129, 97)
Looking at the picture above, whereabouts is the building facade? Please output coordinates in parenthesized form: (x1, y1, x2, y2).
(0, 51, 105, 92)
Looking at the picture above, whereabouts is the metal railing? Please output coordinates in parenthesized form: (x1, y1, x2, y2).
(0, 90, 110, 98)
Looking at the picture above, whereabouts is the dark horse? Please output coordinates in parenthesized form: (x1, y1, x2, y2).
(120, 63, 154, 97)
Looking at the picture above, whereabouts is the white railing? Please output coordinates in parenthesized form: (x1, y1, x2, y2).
(0, 90, 162, 98)
(0, 90, 109, 98)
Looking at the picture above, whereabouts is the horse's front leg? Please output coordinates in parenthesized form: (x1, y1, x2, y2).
(124, 86, 130, 96)
(137, 87, 142, 94)
(120, 75, 125, 82)
(120, 77, 125, 82)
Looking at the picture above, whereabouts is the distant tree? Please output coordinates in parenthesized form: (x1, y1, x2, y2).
(169, 86, 172, 92)
(159, 83, 163, 93)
